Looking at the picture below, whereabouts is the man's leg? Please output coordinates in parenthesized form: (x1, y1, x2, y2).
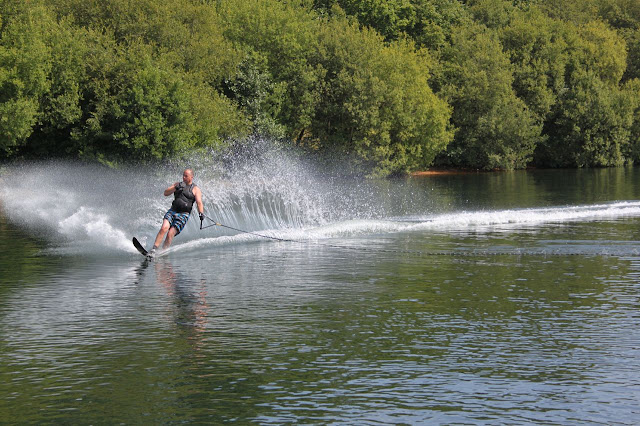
(153, 219, 171, 249)
(163, 226, 178, 249)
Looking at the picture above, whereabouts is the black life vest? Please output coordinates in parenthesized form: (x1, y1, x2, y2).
(171, 183, 196, 213)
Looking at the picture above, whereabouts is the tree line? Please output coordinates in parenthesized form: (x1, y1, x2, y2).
(1, 0, 639, 176)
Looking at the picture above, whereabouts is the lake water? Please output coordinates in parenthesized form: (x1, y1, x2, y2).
(1, 159, 640, 424)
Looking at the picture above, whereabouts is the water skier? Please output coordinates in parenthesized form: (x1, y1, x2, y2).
(150, 168, 204, 256)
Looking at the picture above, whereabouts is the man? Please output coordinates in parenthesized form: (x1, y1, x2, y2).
(150, 168, 204, 255)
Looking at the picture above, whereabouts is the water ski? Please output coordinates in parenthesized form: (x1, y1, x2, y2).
(132, 237, 153, 259)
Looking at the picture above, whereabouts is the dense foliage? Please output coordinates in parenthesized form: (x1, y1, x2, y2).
(1, 0, 639, 175)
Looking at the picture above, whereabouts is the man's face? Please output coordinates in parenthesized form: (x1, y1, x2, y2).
(183, 170, 193, 184)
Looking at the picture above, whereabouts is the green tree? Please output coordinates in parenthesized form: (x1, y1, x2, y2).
(49, 0, 241, 85)
(221, 0, 452, 176)
(571, 20, 627, 86)
(219, 0, 323, 142)
(499, 6, 567, 123)
(536, 0, 599, 22)
(320, 0, 417, 42)
(69, 41, 246, 163)
(313, 0, 469, 50)
(0, 3, 51, 155)
(536, 0, 640, 81)
(311, 19, 453, 176)
(222, 51, 287, 139)
(538, 69, 635, 167)
(437, 23, 541, 169)
(624, 78, 640, 162)
(535, 20, 634, 167)
(622, 29, 640, 81)
(23, 13, 89, 157)
(594, 0, 640, 81)
(0, 0, 248, 162)
(468, 0, 516, 29)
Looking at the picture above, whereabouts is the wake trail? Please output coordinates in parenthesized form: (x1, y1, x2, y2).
(166, 201, 640, 256)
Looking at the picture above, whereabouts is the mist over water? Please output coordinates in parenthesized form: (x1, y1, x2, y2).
(2, 143, 640, 257)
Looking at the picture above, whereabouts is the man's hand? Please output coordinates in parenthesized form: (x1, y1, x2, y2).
(175, 181, 185, 191)
(199, 212, 205, 223)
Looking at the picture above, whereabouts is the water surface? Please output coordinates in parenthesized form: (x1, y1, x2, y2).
(1, 163, 639, 424)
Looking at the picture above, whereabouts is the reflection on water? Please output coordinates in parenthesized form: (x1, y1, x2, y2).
(1, 168, 640, 423)
(152, 259, 209, 352)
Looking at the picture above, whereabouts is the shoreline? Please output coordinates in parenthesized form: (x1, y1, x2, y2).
(410, 169, 489, 176)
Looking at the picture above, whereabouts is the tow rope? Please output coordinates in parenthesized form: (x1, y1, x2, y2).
(200, 214, 295, 243)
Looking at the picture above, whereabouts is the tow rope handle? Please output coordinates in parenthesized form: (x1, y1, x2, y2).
(200, 214, 221, 230)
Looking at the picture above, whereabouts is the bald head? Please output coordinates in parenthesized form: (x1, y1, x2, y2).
(182, 169, 194, 185)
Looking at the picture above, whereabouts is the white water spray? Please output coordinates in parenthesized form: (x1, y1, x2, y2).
(2, 146, 640, 257)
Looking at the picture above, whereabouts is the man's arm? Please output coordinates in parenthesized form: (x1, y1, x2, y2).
(194, 187, 204, 214)
(164, 182, 180, 196)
